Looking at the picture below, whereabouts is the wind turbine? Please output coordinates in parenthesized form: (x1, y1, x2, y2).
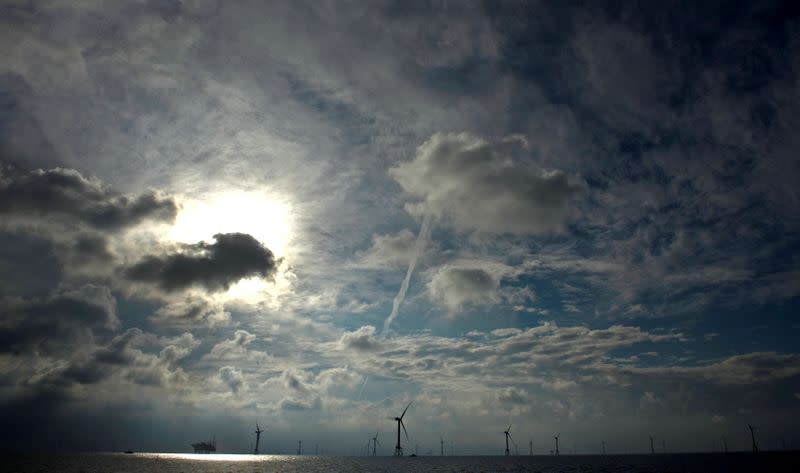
(554, 433, 560, 456)
(391, 401, 412, 456)
(297, 440, 302, 455)
(254, 423, 263, 454)
(371, 431, 381, 456)
(748, 424, 759, 452)
(441, 436, 444, 456)
(529, 440, 533, 455)
(503, 424, 517, 456)
(649, 435, 655, 454)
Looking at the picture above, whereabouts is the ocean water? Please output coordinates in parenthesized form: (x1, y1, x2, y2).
(2, 452, 798, 473)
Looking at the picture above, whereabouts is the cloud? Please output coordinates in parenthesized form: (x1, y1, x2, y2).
(218, 366, 244, 393)
(279, 396, 321, 411)
(611, 351, 800, 386)
(58, 327, 198, 389)
(355, 229, 421, 268)
(149, 299, 231, 327)
(124, 233, 279, 292)
(498, 387, 530, 405)
(159, 333, 200, 364)
(0, 166, 177, 230)
(429, 266, 498, 314)
(0, 285, 118, 355)
(206, 330, 258, 361)
(389, 132, 585, 234)
(426, 260, 517, 314)
(339, 325, 380, 352)
(282, 369, 311, 394)
(0, 231, 62, 298)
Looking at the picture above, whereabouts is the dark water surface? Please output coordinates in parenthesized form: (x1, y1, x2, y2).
(2, 452, 798, 473)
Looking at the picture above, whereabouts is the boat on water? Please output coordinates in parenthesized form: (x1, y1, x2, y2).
(191, 438, 217, 453)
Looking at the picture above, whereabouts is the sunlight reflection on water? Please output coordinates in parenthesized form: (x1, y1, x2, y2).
(5, 452, 799, 473)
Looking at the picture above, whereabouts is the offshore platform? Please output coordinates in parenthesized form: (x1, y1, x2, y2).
(191, 436, 217, 453)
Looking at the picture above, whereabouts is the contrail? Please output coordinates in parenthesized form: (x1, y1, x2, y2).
(357, 375, 368, 401)
(382, 214, 432, 336)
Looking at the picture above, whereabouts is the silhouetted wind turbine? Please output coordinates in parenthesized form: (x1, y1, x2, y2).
(722, 436, 728, 454)
(649, 435, 655, 454)
(602, 440, 606, 455)
(554, 433, 560, 456)
(529, 440, 533, 455)
(391, 401, 412, 456)
(441, 436, 444, 456)
(254, 423, 263, 454)
(748, 424, 759, 452)
(371, 431, 380, 456)
(503, 424, 513, 456)
(297, 440, 302, 455)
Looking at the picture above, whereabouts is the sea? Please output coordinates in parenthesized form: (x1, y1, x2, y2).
(2, 452, 798, 473)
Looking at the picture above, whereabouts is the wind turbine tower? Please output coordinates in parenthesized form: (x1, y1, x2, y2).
(441, 437, 444, 456)
(393, 402, 412, 456)
(722, 436, 728, 453)
(503, 424, 514, 456)
(650, 435, 655, 454)
(748, 424, 759, 452)
(554, 433, 560, 456)
(297, 440, 302, 455)
(529, 440, 533, 455)
(254, 423, 263, 454)
(602, 440, 606, 455)
(371, 431, 380, 456)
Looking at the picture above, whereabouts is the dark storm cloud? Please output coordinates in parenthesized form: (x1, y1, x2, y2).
(125, 232, 279, 292)
(0, 231, 62, 298)
(0, 166, 177, 230)
(0, 73, 60, 170)
(0, 285, 117, 355)
(51, 328, 198, 389)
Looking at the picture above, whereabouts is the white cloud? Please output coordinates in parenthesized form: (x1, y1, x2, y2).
(218, 366, 245, 393)
(389, 132, 585, 234)
(355, 229, 420, 268)
(339, 326, 380, 352)
(427, 259, 515, 314)
(205, 330, 260, 361)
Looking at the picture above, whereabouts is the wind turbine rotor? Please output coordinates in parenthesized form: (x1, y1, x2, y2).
(400, 419, 409, 441)
(400, 401, 412, 421)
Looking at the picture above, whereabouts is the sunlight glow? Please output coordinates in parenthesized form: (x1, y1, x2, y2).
(167, 191, 294, 302)
(169, 191, 292, 258)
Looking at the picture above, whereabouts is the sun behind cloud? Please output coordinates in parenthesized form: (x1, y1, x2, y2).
(167, 190, 293, 301)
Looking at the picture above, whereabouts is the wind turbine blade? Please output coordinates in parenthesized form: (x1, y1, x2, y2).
(375, 431, 380, 439)
(400, 401, 412, 420)
(401, 420, 409, 441)
(507, 424, 512, 432)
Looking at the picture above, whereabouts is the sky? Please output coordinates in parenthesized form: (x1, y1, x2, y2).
(1, 0, 799, 456)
